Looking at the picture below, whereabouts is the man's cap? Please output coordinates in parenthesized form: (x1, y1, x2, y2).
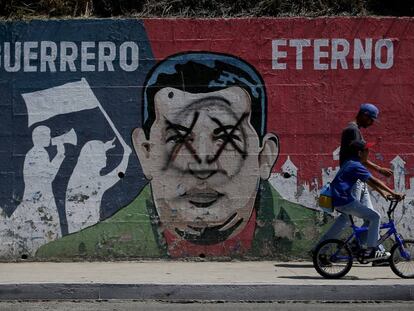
(359, 103, 379, 119)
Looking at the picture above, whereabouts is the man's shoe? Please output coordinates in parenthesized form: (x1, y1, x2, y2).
(372, 259, 390, 266)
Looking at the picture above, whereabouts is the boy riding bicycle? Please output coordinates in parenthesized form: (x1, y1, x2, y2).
(326, 140, 404, 261)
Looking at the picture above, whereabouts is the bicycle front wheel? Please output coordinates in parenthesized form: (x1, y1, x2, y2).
(390, 239, 414, 278)
(312, 239, 353, 279)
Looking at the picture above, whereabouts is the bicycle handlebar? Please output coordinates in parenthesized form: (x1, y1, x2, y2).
(386, 194, 405, 202)
(386, 196, 405, 219)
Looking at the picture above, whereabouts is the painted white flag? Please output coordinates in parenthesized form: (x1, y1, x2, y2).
(22, 78, 100, 127)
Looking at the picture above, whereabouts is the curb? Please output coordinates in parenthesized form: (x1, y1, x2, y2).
(0, 284, 413, 301)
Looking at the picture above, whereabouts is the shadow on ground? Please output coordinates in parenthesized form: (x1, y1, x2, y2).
(274, 263, 314, 268)
(278, 275, 396, 280)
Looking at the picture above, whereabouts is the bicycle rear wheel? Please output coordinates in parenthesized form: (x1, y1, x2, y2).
(390, 239, 414, 278)
(312, 239, 353, 279)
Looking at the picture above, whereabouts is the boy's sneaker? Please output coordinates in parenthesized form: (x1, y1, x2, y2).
(364, 248, 391, 262)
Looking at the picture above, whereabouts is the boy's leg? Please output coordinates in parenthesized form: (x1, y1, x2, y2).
(317, 213, 350, 243)
(312, 181, 360, 252)
(336, 200, 381, 249)
(359, 182, 385, 251)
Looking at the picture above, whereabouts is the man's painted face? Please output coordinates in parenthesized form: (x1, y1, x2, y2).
(133, 86, 278, 243)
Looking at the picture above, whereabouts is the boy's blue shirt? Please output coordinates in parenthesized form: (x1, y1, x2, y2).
(331, 157, 372, 207)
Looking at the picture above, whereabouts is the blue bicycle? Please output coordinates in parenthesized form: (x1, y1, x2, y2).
(313, 198, 413, 278)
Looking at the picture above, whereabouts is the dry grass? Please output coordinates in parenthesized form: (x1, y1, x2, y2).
(1, 0, 413, 19)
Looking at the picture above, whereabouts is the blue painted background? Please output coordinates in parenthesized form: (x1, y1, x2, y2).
(0, 19, 154, 235)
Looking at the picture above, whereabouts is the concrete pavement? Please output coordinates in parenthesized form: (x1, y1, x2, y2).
(0, 261, 413, 301)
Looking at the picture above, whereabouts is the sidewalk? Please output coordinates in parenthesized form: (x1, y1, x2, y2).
(0, 261, 413, 301)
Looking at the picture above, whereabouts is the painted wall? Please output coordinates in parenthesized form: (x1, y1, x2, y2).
(0, 18, 413, 260)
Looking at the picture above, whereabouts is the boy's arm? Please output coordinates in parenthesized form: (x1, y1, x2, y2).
(366, 176, 404, 200)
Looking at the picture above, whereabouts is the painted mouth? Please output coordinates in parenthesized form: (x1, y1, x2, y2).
(175, 212, 243, 245)
(183, 188, 224, 208)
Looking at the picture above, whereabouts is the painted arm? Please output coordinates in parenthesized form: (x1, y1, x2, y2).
(106, 139, 132, 179)
(50, 142, 65, 169)
(96, 101, 132, 186)
(103, 120, 132, 180)
(97, 99, 132, 157)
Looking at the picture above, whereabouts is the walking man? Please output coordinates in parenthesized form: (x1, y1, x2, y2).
(315, 103, 393, 261)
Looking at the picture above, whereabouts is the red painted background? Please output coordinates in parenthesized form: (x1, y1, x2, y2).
(144, 18, 414, 188)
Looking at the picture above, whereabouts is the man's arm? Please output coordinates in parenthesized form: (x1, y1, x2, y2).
(363, 159, 393, 177)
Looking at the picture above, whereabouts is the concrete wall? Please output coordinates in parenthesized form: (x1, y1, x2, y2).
(0, 18, 413, 260)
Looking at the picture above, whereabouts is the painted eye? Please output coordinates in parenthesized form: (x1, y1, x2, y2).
(213, 134, 241, 142)
(213, 135, 243, 152)
(213, 135, 224, 143)
(166, 135, 183, 143)
(166, 135, 194, 144)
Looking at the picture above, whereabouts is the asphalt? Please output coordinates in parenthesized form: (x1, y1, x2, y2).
(0, 261, 413, 301)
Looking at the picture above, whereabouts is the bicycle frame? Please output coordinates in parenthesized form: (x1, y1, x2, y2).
(341, 199, 411, 260)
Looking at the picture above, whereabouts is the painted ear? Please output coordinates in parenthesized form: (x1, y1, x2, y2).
(132, 128, 153, 180)
(258, 133, 279, 180)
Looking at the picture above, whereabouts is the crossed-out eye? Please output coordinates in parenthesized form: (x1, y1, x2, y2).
(166, 135, 180, 144)
(166, 132, 194, 144)
(213, 133, 242, 142)
(166, 134, 183, 144)
(213, 132, 243, 151)
(163, 113, 203, 168)
(208, 113, 248, 162)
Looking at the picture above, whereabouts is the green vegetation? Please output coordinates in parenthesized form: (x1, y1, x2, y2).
(1, 0, 414, 19)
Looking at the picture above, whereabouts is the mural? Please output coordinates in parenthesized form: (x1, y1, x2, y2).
(0, 18, 413, 260)
(33, 53, 323, 259)
(133, 53, 281, 256)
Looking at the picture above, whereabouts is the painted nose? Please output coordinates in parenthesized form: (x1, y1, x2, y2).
(188, 132, 218, 179)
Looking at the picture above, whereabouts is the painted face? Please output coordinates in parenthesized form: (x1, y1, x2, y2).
(32, 125, 51, 147)
(133, 86, 278, 242)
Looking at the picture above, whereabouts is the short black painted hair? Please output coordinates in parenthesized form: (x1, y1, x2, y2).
(142, 52, 267, 142)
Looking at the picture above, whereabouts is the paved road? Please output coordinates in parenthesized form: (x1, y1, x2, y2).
(1, 261, 413, 301)
(1, 261, 412, 285)
(0, 301, 413, 311)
